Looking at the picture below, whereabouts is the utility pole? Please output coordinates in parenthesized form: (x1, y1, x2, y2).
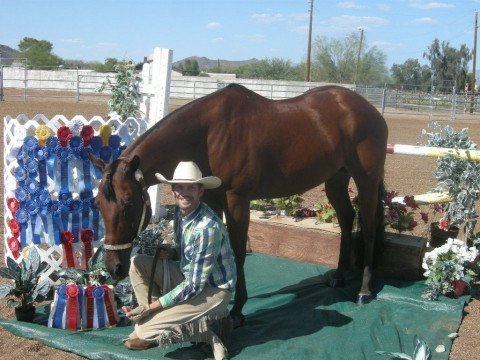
(305, 0, 313, 82)
(355, 28, 364, 84)
(471, 11, 478, 114)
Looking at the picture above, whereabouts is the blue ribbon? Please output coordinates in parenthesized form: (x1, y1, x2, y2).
(45, 137, 60, 180)
(78, 148, 93, 194)
(109, 135, 121, 160)
(70, 199, 81, 243)
(35, 146, 48, 189)
(57, 147, 73, 194)
(58, 192, 72, 231)
(48, 200, 63, 245)
(23, 136, 38, 158)
(25, 178, 40, 197)
(36, 189, 51, 234)
(15, 187, 29, 205)
(25, 199, 40, 244)
(15, 146, 26, 168)
(52, 285, 68, 329)
(81, 191, 93, 230)
(14, 166, 27, 188)
(92, 286, 106, 329)
(15, 208, 29, 249)
(99, 146, 112, 164)
(24, 158, 39, 179)
(89, 136, 102, 157)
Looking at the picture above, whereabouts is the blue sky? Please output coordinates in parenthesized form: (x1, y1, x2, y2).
(2, 0, 480, 71)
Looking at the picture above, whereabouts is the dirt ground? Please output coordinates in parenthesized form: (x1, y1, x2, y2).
(0, 96, 479, 359)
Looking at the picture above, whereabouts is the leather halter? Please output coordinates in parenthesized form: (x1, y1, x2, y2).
(103, 169, 150, 251)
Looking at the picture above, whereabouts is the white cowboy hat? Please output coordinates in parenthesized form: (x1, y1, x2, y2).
(155, 161, 221, 189)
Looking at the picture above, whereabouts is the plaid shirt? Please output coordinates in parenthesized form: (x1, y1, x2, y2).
(158, 202, 237, 308)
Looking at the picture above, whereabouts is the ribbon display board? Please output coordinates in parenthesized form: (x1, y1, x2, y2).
(3, 115, 148, 280)
(48, 284, 119, 330)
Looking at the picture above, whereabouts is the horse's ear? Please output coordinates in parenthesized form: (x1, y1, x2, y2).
(88, 151, 106, 172)
(125, 155, 140, 174)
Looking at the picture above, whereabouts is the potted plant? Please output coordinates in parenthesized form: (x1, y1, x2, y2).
(0, 246, 51, 322)
(421, 238, 479, 300)
(419, 122, 480, 246)
(383, 191, 428, 233)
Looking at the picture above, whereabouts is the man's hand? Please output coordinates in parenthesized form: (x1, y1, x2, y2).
(122, 304, 150, 323)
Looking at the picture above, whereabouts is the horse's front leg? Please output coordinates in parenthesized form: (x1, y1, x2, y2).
(224, 192, 250, 327)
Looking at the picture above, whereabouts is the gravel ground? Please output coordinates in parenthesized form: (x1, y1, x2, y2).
(0, 96, 479, 359)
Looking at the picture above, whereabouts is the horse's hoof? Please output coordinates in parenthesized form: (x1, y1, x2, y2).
(231, 314, 245, 328)
(356, 294, 371, 305)
(329, 278, 345, 288)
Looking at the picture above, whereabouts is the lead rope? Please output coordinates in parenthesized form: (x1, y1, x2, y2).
(135, 169, 171, 305)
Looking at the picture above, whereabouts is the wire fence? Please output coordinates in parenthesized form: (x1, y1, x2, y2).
(2, 61, 480, 122)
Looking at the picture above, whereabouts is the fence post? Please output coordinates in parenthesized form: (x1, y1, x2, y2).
(451, 86, 456, 121)
(0, 64, 3, 101)
(381, 88, 386, 115)
(76, 67, 80, 103)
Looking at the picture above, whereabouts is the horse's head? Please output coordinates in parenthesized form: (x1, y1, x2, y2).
(89, 153, 152, 280)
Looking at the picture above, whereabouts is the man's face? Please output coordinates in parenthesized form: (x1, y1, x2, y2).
(172, 183, 204, 216)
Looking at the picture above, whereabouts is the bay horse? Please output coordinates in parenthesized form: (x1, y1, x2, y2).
(89, 83, 388, 327)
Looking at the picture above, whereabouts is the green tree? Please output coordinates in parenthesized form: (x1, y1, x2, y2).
(94, 58, 121, 72)
(236, 58, 303, 80)
(311, 31, 388, 85)
(390, 58, 432, 90)
(423, 38, 471, 92)
(16, 37, 62, 67)
(178, 59, 200, 76)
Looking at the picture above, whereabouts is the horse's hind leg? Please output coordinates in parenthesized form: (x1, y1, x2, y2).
(324, 169, 355, 288)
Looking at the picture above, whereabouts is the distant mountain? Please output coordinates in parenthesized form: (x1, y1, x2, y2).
(0, 45, 19, 62)
(173, 56, 259, 70)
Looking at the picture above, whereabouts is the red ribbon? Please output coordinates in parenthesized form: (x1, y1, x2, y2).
(8, 219, 20, 238)
(57, 126, 73, 147)
(80, 228, 94, 269)
(80, 125, 94, 146)
(85, 285, 95, 329)
(102, 285, 117, 326)
(7, 198, 19, 215)
(8, 237, 20, 259)
(61, 230, 76, 268)
(66, 284, 79, 330)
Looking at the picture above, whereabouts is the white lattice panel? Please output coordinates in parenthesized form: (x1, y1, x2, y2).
(3, 114, 148, 282)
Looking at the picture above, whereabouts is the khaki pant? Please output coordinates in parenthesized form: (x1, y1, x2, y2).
(128, 254, 231, 347)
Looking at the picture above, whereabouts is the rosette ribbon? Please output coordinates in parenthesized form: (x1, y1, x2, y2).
(45, 136, 60, 180)
(117, 124, 133, 145)
(59, 192, 73, 232)
(25, 199, 41, 244)
(23, 135, 38, 158)
(61, 230, 76, 268)
(56, 147, 74, 195)
(92, 285, 106, 329)
(14, 166, 27, 188)
(57, 126, 72, 147)
(35, 125, 52, 146)
(66, 284, 81, 330)
(70, 199, 82, 242)
(25, 178, 40, 197)
(8, 237, 20, 259)
(80, 228, 94, 269)
(34, 146, 48, 189)
(85, 285, 95, 329)
(81, 192, 93, 230)
(80, 125, 94, 146)
(99, 124, 112, 146)
(36, 189, 51, 235)
(99, 145, 112, 164)
(78, 148, 93, 194)
(90, 198, 100, 241)
(7, 198, 19, 216)
(102, 285, 118, 326)
(15, 208, 29, 249)
(49, 201, 63, 245)
(109, 134, 122, 160)
(89, 136, 103, 178)
(15, 187, 29, 208)
(24, 157, 39, 179)
(8, 219, 20, 239)
(49, 285, 68, 329)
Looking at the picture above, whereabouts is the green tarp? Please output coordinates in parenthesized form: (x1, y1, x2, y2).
(0, 254, 468, 359)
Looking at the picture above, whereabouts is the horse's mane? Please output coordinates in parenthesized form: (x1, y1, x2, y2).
(103, 158, 122, 202)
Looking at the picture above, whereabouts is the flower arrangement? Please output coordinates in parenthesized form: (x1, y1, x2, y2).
(315, 200, 337, 224)
(383, 191, 430, 233)
(422, 238, 479, 300)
